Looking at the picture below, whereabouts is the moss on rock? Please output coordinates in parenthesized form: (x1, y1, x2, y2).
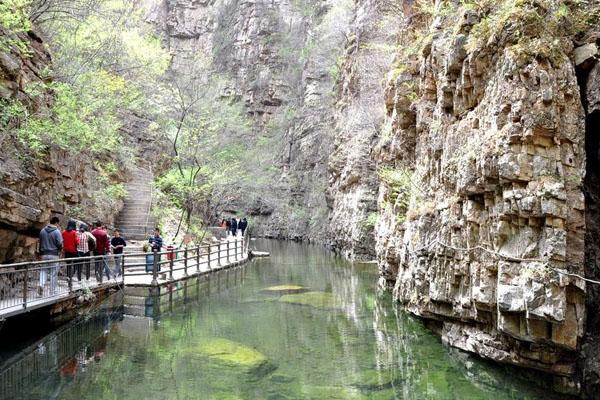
(192, 338, 268, 368)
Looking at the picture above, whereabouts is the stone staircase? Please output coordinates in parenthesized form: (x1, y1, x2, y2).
(115, 167, 156, 242)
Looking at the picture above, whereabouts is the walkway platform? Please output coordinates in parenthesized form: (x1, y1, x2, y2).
(0, 278, 120, 319)
(0, 236, 250, 320)
(124, 253, 248, 286)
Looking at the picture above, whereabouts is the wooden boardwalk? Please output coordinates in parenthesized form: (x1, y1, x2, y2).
(0, 236, 249, 320)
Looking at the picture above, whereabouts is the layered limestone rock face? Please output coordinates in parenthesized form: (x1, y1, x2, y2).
(374, 1, 595, 391)
(327, 0, 400, 260)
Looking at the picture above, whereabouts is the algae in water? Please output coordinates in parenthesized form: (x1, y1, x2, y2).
(261, 285, 309, 295)
(278, 291, 339, 309)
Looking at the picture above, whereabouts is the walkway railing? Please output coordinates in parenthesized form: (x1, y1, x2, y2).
(0, 235, 250, 318)
(123, 236, 250, 286)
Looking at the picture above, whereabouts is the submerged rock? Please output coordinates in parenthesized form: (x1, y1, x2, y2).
(207, 394, 243, 400)
(269, 373, 296, 384)
(351, 370, 394, 390)
(278, 291, 339, 310)
(261, 285, 309, 295)
(193, 338, 268, 369)
(302, 386, 365, 399)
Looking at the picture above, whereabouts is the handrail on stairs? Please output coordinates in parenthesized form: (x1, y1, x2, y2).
(143, 173, 154, 239)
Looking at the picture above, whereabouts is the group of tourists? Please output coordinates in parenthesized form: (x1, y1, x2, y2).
(37, 217, 128, 296)
(220, 217, 248, 237)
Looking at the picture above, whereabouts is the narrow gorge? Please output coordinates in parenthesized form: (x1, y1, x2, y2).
(0, 0, 599, 397)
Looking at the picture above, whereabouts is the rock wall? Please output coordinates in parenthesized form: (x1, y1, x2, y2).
(147, 0, 354, 245)
(327, 0, 401, 260)
(0, 29, 126, 262)
(579, 41, 600, 398)
(373, 0, 598, 393)
(0, 26, 167, 263)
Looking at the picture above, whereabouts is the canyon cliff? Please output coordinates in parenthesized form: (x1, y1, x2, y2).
(1, 0, 599, 396)
(146, 1, 600, 392)
(146, 0, 382, 257)
(373, 0, 599, 395)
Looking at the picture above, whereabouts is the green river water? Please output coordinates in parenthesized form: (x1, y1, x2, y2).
(0, 240, 570, 400)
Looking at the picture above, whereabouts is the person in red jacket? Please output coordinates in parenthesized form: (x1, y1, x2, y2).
(91, 221, 111, 281)
(62, 220, 80, 282)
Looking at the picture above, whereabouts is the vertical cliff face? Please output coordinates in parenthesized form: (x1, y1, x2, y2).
(326, 0, 400, 260)
(373, 0, 598, 392)
(578, 41, 600, 398)
(148, 0, 352, 243)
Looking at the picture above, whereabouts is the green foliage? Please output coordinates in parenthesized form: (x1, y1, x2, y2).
(464, 0, 599, 62)
(0, 99, 27, 130)
(365, 212, 379, 228)
(0, 0, 31, 53)
(329, 55, 345, 82)
(17, 73, 130, 156)
(378, 167, 413, 208)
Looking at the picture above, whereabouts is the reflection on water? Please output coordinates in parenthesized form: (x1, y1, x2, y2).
(0, 240, 571, 400)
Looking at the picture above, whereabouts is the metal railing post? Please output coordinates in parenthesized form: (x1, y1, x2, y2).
(169, 251, 174, 281)
(197, 247, 201, 272)
(121, 255, 126, 283)
(67, 260, 73, 293)
(227, 241, 230, 264)
(22, 265, 28, 309)
(184, 247, 188, 277)
(207, 245, 211, 270)
(217, 242, 221, 266)
(151, 249, 158, 286)
(235, 239, 239, 261)
(98, 255, 103, 284)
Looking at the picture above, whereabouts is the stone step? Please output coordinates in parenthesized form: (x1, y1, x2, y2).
(117, 214, 154, 219)
(121, 232, 152, 239)
(117, 218, 155, 224)
(123, 192, 152, 196)
(119, 208, 152, 213)
(119, 209, 152, 215)
(117, 224, 155, 230)
(118, 214, 155, 219)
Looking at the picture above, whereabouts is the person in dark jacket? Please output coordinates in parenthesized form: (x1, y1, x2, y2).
(38, 216, 63, 296)
(91, 221, 111, 281)
(225, 219, 231, 236)
(230, 218, 238, 237)
(148, 228, 163, 251)
(62, 220, 80, 282)
(239, 218, 248, 236)
(110, 229, 126, 277)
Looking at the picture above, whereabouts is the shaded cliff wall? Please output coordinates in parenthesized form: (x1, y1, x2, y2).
(373, 0, 598, 393)
(578, 40, 600, 398)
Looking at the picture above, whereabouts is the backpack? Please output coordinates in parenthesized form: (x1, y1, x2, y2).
(87, 234, 96, 252)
